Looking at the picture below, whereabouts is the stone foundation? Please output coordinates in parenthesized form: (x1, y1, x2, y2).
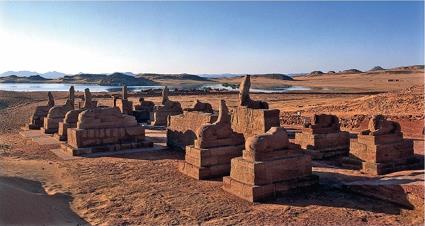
(152, 109, 182, 126)
(179, 144, 244, 179)
(117, 99, 133, 115)
(343, 133, 419, 175)
(295, 131, 350, 159)
(223, 127, 318, 202)
(223, 149, 318, 202)
(54, 122, 75, 141)
(64, 126, 153, 156)
(231, 106, 280, 138)
(27, 106, 51, 129)
(43, 117, 64, 134)
(167, 111, 217, 150)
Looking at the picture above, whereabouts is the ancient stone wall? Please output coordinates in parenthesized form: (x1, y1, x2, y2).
(231, 106, 280, 138)
(167, 111, 218, 150)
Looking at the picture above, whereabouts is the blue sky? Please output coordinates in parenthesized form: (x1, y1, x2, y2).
(0, 1, 423, 74)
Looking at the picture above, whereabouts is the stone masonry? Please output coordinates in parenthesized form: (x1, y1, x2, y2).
(167, 103, 217, 150)
(55, 88, 97, 141)
(223, 127, 319, 202)
(179, 100, 245, 179)
(116, 85, 133, 115)
(343, 115, 418, 175)
(26, 91, 55, 129)
(152, 86, 183, 126)
(62, 107, 153, 156)
(294, 114, 350, 159)
(42, 86, 75, 134)
(231, 75, 280, 138)
(133, 97, 155, 123)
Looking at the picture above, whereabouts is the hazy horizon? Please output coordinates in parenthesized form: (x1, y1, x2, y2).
(0, 1, 423, 75)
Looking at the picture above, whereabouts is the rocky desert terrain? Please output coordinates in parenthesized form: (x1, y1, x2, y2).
(0, 69, 423, 225)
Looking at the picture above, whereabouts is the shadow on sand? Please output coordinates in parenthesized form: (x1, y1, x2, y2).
(267, 169, 422, 214)
(0, 176, 88, 225)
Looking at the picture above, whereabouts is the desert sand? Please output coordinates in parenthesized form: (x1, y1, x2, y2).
(0, 70, 423, 225)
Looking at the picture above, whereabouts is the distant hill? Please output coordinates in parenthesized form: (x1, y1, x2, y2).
(0, 71, 66, 79)
(341, 69, 363, 73)
(0, 75, 51, 83)
(0, 71, 38, 77)
(369, 66, 385, 71)
(249, 74, 294, 80)
(61, 73, 157, 86)
(391, 65, 424, 70)
(100, 73, 157, 86)
(138, 73, 210, 81)
(199, 73, 241, 78)
(308, 71, 324, 76)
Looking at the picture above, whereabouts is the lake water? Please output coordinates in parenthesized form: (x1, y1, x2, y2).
(0, 83, 312, 93)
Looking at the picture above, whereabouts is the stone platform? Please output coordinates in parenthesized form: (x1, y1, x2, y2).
(64, 126, 153, 156)
(61, 139, 154, 156)
(179, 144, 244, 179)
(54, 122, 75, 141)
(295, 131, 350, 159)
(167, 111, 217, 150)
(20, 129, 60, 146)
(343, 132, 419, 175)
(223, 149, 318, 202)
(231, 106, 280, 138)
(42, 118, 64, 134)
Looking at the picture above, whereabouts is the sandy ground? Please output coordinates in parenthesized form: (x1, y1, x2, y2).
(0, 71, 424, 225)
(216, 69, 424, 92)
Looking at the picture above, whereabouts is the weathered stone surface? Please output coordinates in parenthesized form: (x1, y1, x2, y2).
(115, 86, 133, 115)
(133, 97, 155, 123)
(179, 100, 244, 179)
(223, 127, 318, 202)
(42, 86, 75, 134)
(167, 111, 217, 150)
(302, 114, 341, 134)
(344, 115, 418, 175)
(55, 88, 97, 141)
(294, 114, 350, 159)
(223, 174, 318, 202)
(152, 86, 183, 126)
(361, 114, 401, 136)
(184, 99, 213, 113)
(134, 97, 154, 111)
(64, 107, 152, 156)
(82, 88, 97, 109)
(196, 100, 244, 149)
(77, 107, 137, 129)
(27, 92, 55, 129)
(239, 75, 268, 109)
(117, 99, 133, 115)
(231, 106, 280, 138)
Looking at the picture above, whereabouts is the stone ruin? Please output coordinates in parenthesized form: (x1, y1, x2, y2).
(179, 100, 245, 179)
(223, 127, 319, 202)
(55, 88, 97, 141)
(239, 75, 268, 109)
(116, 85, 133, 115)
(294, 114, 350, 159)
(133, 97, 155, 123)
(62, 107, 153, 156)
(231, 75, 280, 138)
(152, 86, 183, 126)
(26, 91, 55, 129)
(343, 115, 418, 175)
(184, 99, 213, 113)
(42, 86, 75, 134)
(167, 99, 216, 150)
